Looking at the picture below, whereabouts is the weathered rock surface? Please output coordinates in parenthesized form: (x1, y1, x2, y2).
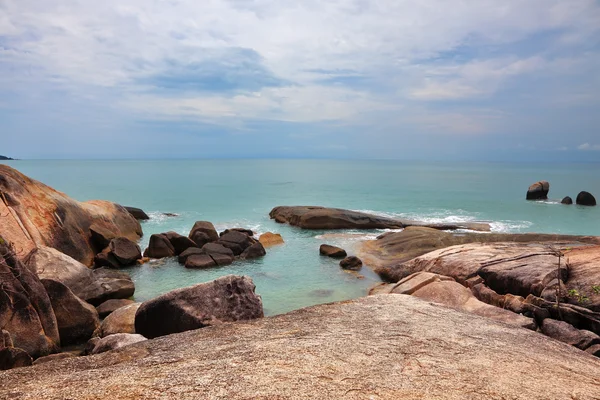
(220, 228, 254, 237)
(526, 180, 549, 200)
(164, 231, 198, 255)
(177, 247, 204, 264)
(27, 246, 135, 306)
(3, 296, 600, 399)
(32, 352, 76, 365)
(258, 232, 284, 247)
(41, 279, 100, 346)
(109, 237, 142, 266)
(340, 256, 363, 270)
(184, 254, 217, 269)
(201, 242, 234, 258)
(0, 165, 142, 266)
(188, 221, 219, 243)
(100, 303, 141, 337)
(0, 240, 59, 358)
(217, 231, 253, 256)
(561, 246, 600, 311)
(189, 231, 211, 248)
(123, 206, 149, 220)
(91, 333, 147, 355)
(240, 242, 266, 260)
(576, 191, 597, 206)
(0, 348, 32, 370)
(96, 299, 136, 319)
(143, 234, 175, 259)
(319, 244, 347, 258)
(270, 206, 491, 231)
(540, 319, 600, 350)
(359, 226, 600, 271)
(561, 196, 573, 205)
(134, 275, 263, 339)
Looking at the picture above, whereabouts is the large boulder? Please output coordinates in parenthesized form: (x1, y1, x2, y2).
(0, 239, 60, 358)
(26, 246, 135, 306)
(217, 231, 253, 256)
(0, 348, 33, 370)
(41, 279, 100, 346)
(561, 196, 573, 205)
(188, 221, 219, 243)
(576, 191, 596, 206)
(5, 296, 600, 399)
(100, 303, 141, 337)
(109, 237, 142, 266)
(240, 242, 266, 260)
(319, 244, 347, 258)
(540, 319, 600, 350)
(135, 275, 263, 339)
(339, 256, 362, 270)
(123, 206, 149, 220)
(164, 231, 198, 255)
(89, 222, 118, 252)
(177, 247, 204, 264)
(269, 206, 491, 231)
(91, 333, 147, 355)
(526, 180, 549, 200)
(143, 234, 175, 259)
(0, 165, 142, 266)
(190, 231, 211, 248)
(185, 254, 217, 269)
(220, 228, 254, 237)
(96, 299, 135, 319)
(259, 232, 284, 247)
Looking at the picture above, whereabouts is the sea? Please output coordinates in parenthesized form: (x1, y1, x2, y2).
(2, 159, 599, 315)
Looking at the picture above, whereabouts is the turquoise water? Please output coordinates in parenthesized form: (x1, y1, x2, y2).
(3, 159, 599, 315)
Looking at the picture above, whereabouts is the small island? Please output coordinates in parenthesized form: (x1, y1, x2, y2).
(0, 155, 15, 160)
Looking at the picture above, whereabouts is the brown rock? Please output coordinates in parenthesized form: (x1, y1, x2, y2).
(209, 253, 234, 266)
(184, 254, 217, 269)
(258, 232, 284, 247)
(188, 221, 219, 243)
(177, 247, 204, 264)
(89, 222, 118, 252)
(0, 165, 142, 266)
(41, 279, 100, 346)
(576, 191, 596, 206)
(33, 352, 77, 365)
(540, 319, 600, 350)
(123, 206, 149, 220)
(319, 244, 347, 258)
(143, 234, 175, 259)
(164, 231, 198, 255)
(93, 248, 121, 269)
(387, 272, 454, 295)
(96, 299, 136, 319)
(586, 344, 600, 357)
(561, 196, 573, 205)
(0, 348, 33, 370)
(190, 231, 211, 248)
(220, 228, 254, 237)
(91, 333, 147, 355)
(100, 303, 141, 337)
(526, 180, 549, 200)
(340, 256, 362, 271)
(201, 242, 234, 258)
(218, 231, 252, 256)
(240, 242, 266, 260)
(109, 237, 142, 266)
(134, 275, 263, 339)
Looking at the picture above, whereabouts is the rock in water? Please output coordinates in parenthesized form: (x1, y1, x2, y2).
(218, 231, 253, 256)
(100, 303, 141, 337)
(4, 296, 600, 399)
(0, 238, 60, 358)
(109, 237, 142, 265)
(190, 231, 211, 248)
(164, 231, 198, 255)
(96, 299, 136, 319)
(561, 196, 573, 205)
(123, 206, 149, 220)
(184, 254, 217, 269)
(240, 242, 266, 260)
(135, 275, 263, 339)
(91, 333, 147, 355)
(259, 232, 284, 247)
(27, 246, 135, 306)
(143, 234, 175, 258)
(340, 256, 362, 270)
(188, 221, 219, 243)
(319, 244, 347, 258)
(220, 228, 254, 237)
(0, 165, 142, 266)
(576, 191, 596, 206)
(41, 279, 100, 346)
(177, 247, 205, 264)
(526, 180, 549, 200)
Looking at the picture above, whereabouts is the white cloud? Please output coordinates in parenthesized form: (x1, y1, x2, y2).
(578, 143, 600, 151)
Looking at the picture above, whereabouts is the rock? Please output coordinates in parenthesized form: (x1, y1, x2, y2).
(269, 205, 491, 231)
(576, 191, 596, 206)
(586, 344, 600, 357)
(201, 242, 235, 257)
(0, 165, 142, 266)
(93, 248, 121, 269)
(218, 231, 253, 256)
(89, 222, 118, 252)
(188, 221, 219, 243)
(5, 296, 600, 399)
(561, 246, 600, 312)
(526, 180, 549, 200)
(561, 196, 573, 205)
(0, 348, 33, 370)
(190, 231, 211, 248)
(26, 246, 135, 306)
(258, 232, 284, 247)
(209, 253, 234, 266)
(220, 228, 254, 237)
(319, 244, 347, 258)
(0, 239, 60, 358)
(410, 280, 536, 330)
(83, 337, 100, 356)
(135, 275, 263, 339)
(91, 333, 147, 355)
(523, 295, 600, 335)
(339, 256, 362, 270)
(109, 237, 142, 266)
(1, 330, 13, 348)
(177, 247, 205, 264)
(240, 242, 266, 260)
(164, 231, 198, 255)
(100, 303, 141, 337)
(540, 319, 600, 350)
(96, 299, 136, 319)
(33, 352, 77, 365)
(41, 279, 100, 346)
(184, 254, 217, 269)
(123, 206, 149, 220)
(358, 226, 600, 272)
(143, 234, 175, 259)
(163, 213, 178, 217)
(384, 272, 454, 295)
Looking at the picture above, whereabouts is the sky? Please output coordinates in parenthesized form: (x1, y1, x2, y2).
(1, 0, 599, 161)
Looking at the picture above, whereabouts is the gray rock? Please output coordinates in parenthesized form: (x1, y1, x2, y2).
(91, 333, 147, 355)
(319, 244, 347, 258)
(100, 303, 141, 337)
(123, 206, 149, 220)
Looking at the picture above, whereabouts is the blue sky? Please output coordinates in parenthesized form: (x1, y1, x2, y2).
(1, 0, 599, 160)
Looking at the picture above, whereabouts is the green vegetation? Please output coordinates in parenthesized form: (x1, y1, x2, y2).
(567, 289, 590, 304)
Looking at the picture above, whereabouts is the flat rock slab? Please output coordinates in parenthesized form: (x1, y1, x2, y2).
(1, 295, 600, 399)
(270, 206, 491, 231)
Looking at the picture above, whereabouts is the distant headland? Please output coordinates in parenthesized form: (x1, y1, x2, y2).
(0, 155, 15, 160)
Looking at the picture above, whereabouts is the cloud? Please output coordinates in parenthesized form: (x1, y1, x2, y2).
(578, 143, 600, 151)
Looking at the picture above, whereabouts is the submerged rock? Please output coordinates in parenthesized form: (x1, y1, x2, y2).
(134, 275, 263, 339)
(526, 180, 549, 200)
(319, 244, 347, 258)
(576, 191, 596, 206)
(340, 256, 362, 270)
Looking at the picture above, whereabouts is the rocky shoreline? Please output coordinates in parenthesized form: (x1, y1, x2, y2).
(1, 165, 600, 399)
